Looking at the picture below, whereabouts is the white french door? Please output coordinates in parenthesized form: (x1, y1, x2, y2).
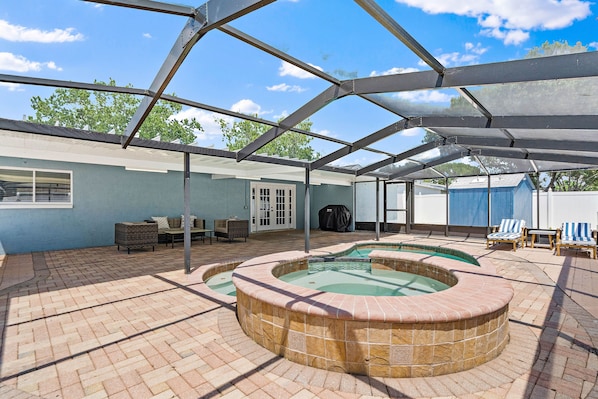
(250, 182, 296, 232)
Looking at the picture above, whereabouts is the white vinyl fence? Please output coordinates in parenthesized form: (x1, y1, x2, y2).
(356, 182, 446, 224)
(414, 194, 446, 224)
(356, 184, 598, 229)
(533, 190, 598, 229)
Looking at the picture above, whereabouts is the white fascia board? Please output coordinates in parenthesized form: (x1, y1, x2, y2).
(211, 174, 261, 180)
(0, 130, 358, 186)
(0, 130, 180, 170)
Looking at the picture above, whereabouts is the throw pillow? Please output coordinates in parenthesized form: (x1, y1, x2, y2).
(151, 216, 170, 230)
(181, 214, 197, 229)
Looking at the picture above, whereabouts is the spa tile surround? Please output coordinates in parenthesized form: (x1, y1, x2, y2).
(233, 242, 513, 377)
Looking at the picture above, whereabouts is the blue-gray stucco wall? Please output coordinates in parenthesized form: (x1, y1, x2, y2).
(311, 185, 354, 231)
(0, 156, 353, 254)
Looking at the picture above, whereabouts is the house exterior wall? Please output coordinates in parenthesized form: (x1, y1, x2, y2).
(311, 184, 354, 230)
(0, 156, 350, 254)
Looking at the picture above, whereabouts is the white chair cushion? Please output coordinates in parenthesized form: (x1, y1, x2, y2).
(181, 214, 197, 229)
(151, 216, 170, 230)
(498, 219, 524, 233)
(562, 222, 592, 240)
(488, 232, 521, 240)
(562, 238, 596, 244)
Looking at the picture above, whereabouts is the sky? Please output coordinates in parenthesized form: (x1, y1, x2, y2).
(1, 0, 597, 167)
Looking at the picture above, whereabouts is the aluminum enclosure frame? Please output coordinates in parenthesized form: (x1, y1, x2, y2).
(2, 0, 598, 183)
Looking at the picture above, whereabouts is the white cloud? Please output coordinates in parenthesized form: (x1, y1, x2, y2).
(331, 154, 386, 169)
(589, 42, 598, 50)
(315, 129, 332, 137)
(421, 42, 489, 67)
(266, 83, 306, 93)
(464, 42, 488, 55)
(433, 52, 479, 66)
(231, 99, 262, 115)
(274, 110, 289, 120)
(401, 127, 424, 137)
(396, 90, 454, 103)
(0, 82, 23, 92)
(481, 28, 529, 45)
(394, 0, 591, 45)
(0, 19, 84, 42)
(0, 52, 62, 72)
(172, 108, 225, 143)
(142, 33, 152, 39)
(369, 67, 419, 77)
(45, 61, 61, 70)
(279, 61, 323, 79)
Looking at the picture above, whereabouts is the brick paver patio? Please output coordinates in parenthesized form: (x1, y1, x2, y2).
(0, 229, 596, 398)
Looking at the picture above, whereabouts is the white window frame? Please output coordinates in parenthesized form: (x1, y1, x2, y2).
(0, 166, 73, 209)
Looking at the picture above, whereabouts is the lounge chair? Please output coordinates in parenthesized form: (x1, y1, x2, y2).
(556, 222, 597, 259)
(486, 219, 527, 251)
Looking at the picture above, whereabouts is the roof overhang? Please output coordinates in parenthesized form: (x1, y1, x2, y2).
(0, 119, 372, 187)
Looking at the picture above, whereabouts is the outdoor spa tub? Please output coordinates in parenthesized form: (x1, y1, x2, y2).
(232, 241, 514, 377)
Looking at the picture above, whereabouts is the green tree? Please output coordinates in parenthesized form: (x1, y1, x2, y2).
(544, 170, 598, 191)
(525, 41, 598, 192)
(433, 162, 481, 178)
(27, 78, 202, 144)
(418, 129, 481, 184)
(525, 40, 586, 58)
(421, 129, 439, 144)
(218, 116, 320, 160)
(424, 40, 598, 191)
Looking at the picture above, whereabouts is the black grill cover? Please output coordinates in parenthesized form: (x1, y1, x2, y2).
(318, 205, 352, 232)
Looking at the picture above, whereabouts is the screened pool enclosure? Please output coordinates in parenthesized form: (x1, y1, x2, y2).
(2, 0, 598, 263)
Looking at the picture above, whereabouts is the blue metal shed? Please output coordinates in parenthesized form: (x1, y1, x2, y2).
(449, 174, 533, 227)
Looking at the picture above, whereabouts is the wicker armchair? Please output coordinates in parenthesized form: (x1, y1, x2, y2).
(114, 222, 158, 254)
(214, 219, 249, 242)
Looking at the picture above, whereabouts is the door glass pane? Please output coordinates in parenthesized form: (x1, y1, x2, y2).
(288, 190, 293, 224)
(276, 188, 285, 225)
(259, 188, 270, 226)
(251, 187, 256, 225)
